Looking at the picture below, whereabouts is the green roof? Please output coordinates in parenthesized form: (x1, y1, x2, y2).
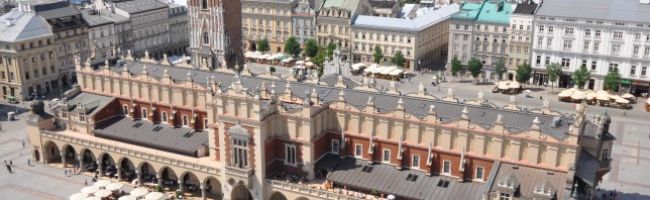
(452, 0, 512, 24)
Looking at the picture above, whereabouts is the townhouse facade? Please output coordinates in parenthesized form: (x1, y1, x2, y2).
(505, 1, 536, 80)
(531, 0, 650, 95)
(241, 0, 296, 53)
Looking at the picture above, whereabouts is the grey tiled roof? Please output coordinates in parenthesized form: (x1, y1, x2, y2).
(0, 10, 53, 42)
(36, 5, 80, 19)
(488, 162, 567, 199)
(64, 92, 116, 116)
(115, 0, 167, 14)
(80, 9, 113, 27)
(536, 0, 650, 23)
(513, 1, 537, 15)
(317, 154, 485, 200)
(94, 116, 208, 157)
(103, 60, 573, 140)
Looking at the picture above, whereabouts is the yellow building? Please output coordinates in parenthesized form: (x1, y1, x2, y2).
(242, 0, 296, 53)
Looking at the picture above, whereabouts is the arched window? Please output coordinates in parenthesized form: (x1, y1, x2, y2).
(203, 32, 209, 44)
(201, 0, 208, 9)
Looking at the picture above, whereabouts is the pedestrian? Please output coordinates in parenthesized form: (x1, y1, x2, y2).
(540, 96, 543, 100)
(6, 165, 11, 173)
(22, 140, 25, 148)
(27, 158, 31, 166)
(9, 160, 12, 166)
(64, 169, 68, 176)
(84, 179, 88, 186)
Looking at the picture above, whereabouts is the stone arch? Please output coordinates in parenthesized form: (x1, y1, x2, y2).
(159, 166, 179, 188)
(80, 148, 97, 172)
(231, 183, 253, 200)
(118, 157, 136, 181)
(180, 171, 201, 193)
(138, 162, 157, 184)
(99, 153, 116, 177)
(269, 192, 287, 200)
(203, 176, 223, 199)
(43, 140, 61, 163)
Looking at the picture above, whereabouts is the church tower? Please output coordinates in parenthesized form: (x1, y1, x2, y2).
(187, 0, 242, 70)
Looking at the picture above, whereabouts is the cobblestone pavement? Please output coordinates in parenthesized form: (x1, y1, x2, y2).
(0, 114, 91, 200)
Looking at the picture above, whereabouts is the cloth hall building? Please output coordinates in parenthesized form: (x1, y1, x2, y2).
(26, 48, 613, 199)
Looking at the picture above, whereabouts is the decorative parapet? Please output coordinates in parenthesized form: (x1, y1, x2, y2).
(268, 180, 368, 200)
(41, 130, 219, 175)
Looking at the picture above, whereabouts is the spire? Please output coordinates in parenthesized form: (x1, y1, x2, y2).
(396, 96, 404, 110)
(186, 70, 193, 82)
(310, 88, 319, 104)
(495, 113, 504, 124)
(366, 96, 374, 107)
(461, 106, 469, 119)
(338, 90, 346, 102)
(163, 68, 170, 78)
(104, 59, 110, 69)
(142, 64, 148, 75)
(270, 81, 277, 96)
(284, 81, 292, 95)
(532, 116, 541, 130)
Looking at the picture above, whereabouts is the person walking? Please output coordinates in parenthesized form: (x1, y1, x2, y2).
(6, 164, 12, 173)
(9, 160, 12, 166)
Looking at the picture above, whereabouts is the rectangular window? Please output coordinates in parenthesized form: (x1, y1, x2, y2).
(585, 29, 591, 36)
(354, 144, 363, 157)
(609, 63, 619, 72)
(635, 33, 641, 41)
(442, 160, 451, 175)
(563, 40, 572, 50)
(285, 144, 297, 165)
(601, 148, 609, 160)
(594, 42, 600, 53)
(331, 140, 340, 154)
(548, 26, 554, 33)
(79, 113, 86, 122)
(535, 55, 541, 65)
(611, 44, 621, 55)
(565, 28, 574, 35)
(633, 46, 640, 56)
(545, 56, 550, 65)
(382, 149, 391, 162)
(475, 167, 484, 180)
(644, 47, 650, 57)
(546, 37, 553, 48)
(141, 108, 148, 119)
(537, 37, 543, 47)
(595, 30, 601, 37)
(538, 25, 544, 32)
(123, 105, 129, 116)
(232, 138, 249, 168)
(631, 66, 636, 76)
(561, 58, 571, 67)
(642, 66, 647, 76)
(583, 41, 590, 51)
(161, 112, 168, 123)
(411, 154, 420, 169)
(182, 115, 189, 126)
(613, 32, 623, 40)
(499, 193, 511, 200)
(591, 61, 597, 70)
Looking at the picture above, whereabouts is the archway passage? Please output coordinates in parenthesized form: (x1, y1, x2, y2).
(204, 176, 223, 200)
(100, 154, 116, 178)
(82, 149, 97, 172)
(33, 149, 41, 162)
(140, 162, 156, 184)
(119, 158, 136, 181)
(160, 167, 179, 189)
(269, 192, 287, 200)
(231, 184, 253, 200)
(43, 141, 61, 164)
(181, 172, 200, 192)
(63, 145, 78, 168)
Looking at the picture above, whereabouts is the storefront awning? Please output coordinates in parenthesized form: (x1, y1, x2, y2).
(620, 79, 632, 85)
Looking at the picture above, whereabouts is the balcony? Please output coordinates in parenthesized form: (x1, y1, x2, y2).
(268, 180, 374, 200)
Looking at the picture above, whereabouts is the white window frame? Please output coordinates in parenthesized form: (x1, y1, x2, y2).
(475, 166, 484, 180)
(354, 144, 363, 158)
(182, 115, 189, 127)
(442, 160, 451, 175)
(284, 144, 297, 166)
(382, 149, 391, 163)
(141, 108, 148, 120)
(161, 112, 168, 123)
(411, 154, 420, 169)
(331, 140, 340, 154)
(232, 138, 249, 168)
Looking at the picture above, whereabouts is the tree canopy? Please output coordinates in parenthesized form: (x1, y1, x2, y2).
(284, 37, 301, 57)
(391, 51, 406, 67)
(467, 58, 483, 78)
(572, 64, 591, 88)
(546, 63, 562, 90)
(373, 46, 383, 64)
(515, 63, 533, 83)
(450, 56, 462, 76)
(494, 59, 507, 80)
(304, 39, 319, 58)
(604, 68, 622, 92)
(326, 43, 337, 59)
(258, 38, 270, 52)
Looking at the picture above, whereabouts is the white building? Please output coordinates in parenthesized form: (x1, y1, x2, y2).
(532, 0, 650, 95)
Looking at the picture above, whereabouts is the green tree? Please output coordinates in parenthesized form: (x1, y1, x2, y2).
(269, 66, 276, 74)
(312, 47, 326, 67)
(326, 43, 337, 59)
(284, 37, 301, 57)
(373, 46, 383, 64)
(450, 56, 462, 77)
(546, 63, 562, 92)
(604, 68, 622, 92)
(258, 38, 270, 52)
(304, 39, 319, 58)
(516, 63, 533, 84)
(317, 65, 324, 78)
(391, 51, 406, 67)
(494, 59, 507, 81)
(572, 64, 591, 88)
(467, 58, 483, 83)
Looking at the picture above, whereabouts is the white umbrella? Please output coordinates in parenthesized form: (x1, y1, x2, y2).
(596, 93, 610, 101)
(144, 192, 167, 200)
(497, 81, 509, 90)
(130, 187, 149, 197)
(509, 81, 521, 89)
(305, 61, 314, 67)
(351, 63, 366, 70)
(94, 189, 112, 198)
(81, 186, 99, 194)
(69, 193, 88, 200)
(570, 91, 586, 100)
(586, 91, 597, 100)
(615, 98, 630, 104)
(118, 195, 137, 200)
(388, 69, 403, 76)
(296, 60, 305, 65)
(105, 183, 124, 191)
(621, 93, 635, 99)
(387, 194, 396, 200)
(280, 57, 293, 63)
(244, 51, 254, 58)
(93, 180, 111, 188)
